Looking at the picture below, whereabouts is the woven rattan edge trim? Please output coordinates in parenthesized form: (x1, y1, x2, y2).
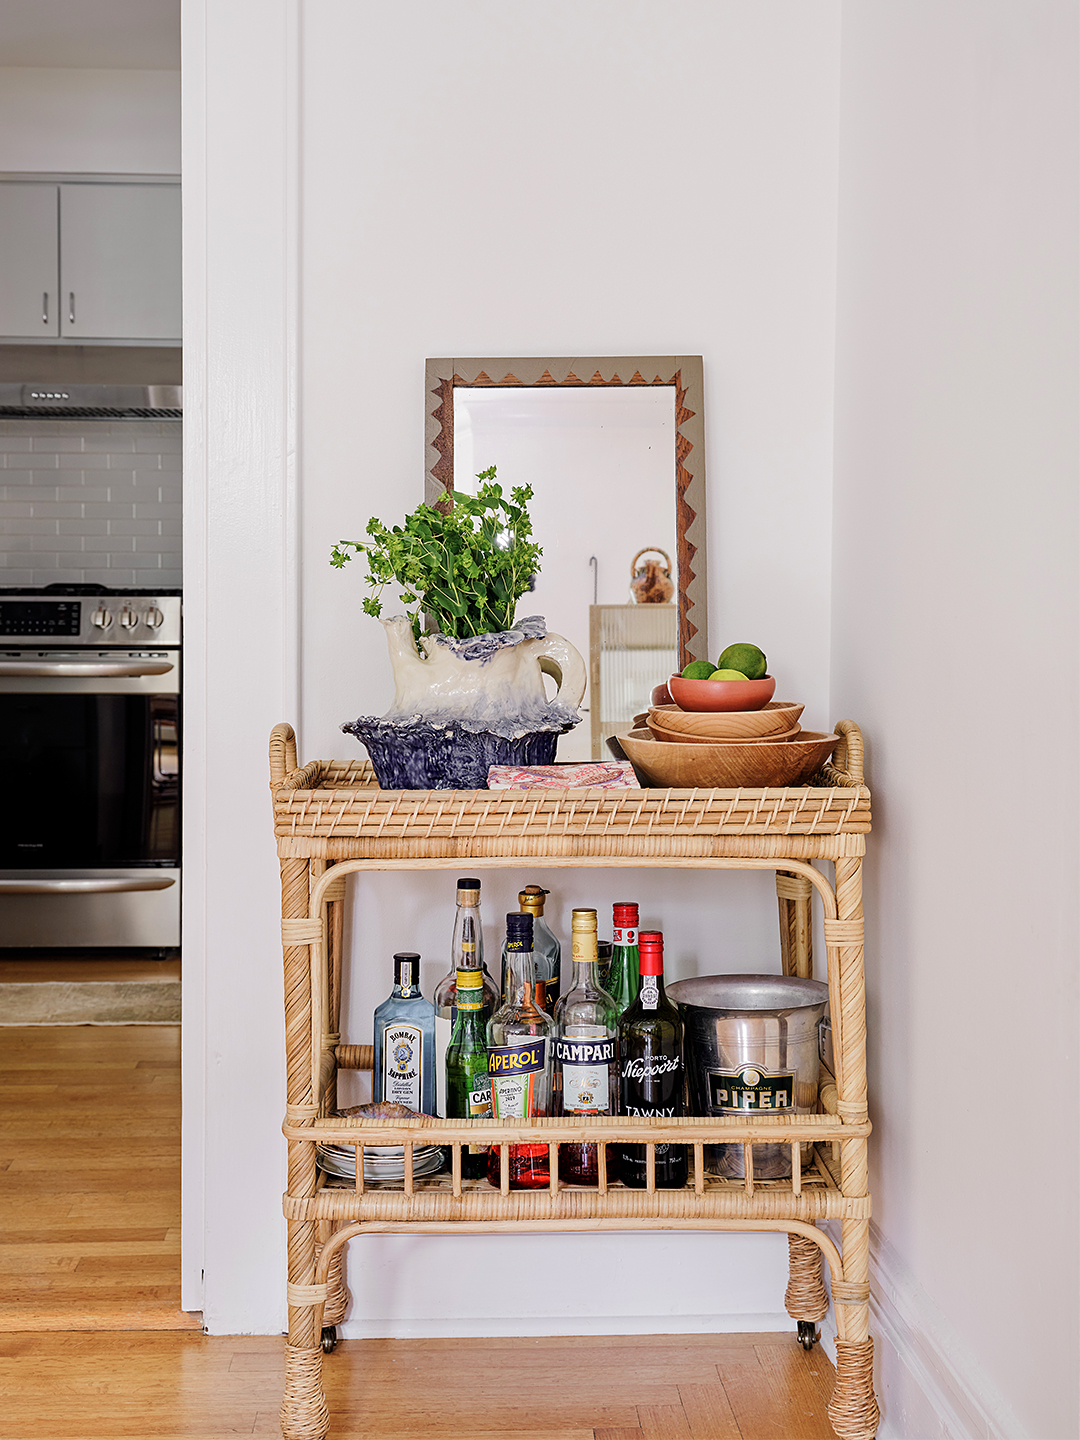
(285, 1116, 871, 1144)
(281, 1193, 873, 1223)
(275, 835, 869, 861)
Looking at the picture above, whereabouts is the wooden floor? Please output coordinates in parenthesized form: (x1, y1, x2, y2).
(0, 1331, 838, 1439)
(0, 1024, 838, 1439)
(0, 1023, 196, 1331)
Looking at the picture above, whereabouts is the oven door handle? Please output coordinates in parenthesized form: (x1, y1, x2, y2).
(0, 877, 177, 895)
(0, 660, 174, 677)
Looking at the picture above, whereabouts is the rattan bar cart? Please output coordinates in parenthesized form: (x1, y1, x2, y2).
(270, 720, 880, 1440)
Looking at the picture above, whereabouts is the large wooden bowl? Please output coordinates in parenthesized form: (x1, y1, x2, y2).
(650, 701, 804, 739)
(647, 714, 802, 745)
(618, 728, 841, 788)
(668, 673, 776, 712)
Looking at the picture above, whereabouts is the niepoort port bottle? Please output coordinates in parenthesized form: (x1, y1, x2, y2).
(605, 902, 640, 1018)
(501, 885, 561, 1015)
(434, 878, 499, 1115)
(445, 967, 492, 1179)
(554, 909, 619, 1186)
(487, 912, 553, 1189)
(373, 953, 436, 1115)
(618, 931, 687, 1188)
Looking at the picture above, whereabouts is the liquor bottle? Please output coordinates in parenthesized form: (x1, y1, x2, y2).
(553, 908, 619, 1186)
(445, 966, 493, 1179)
(434, 878, 500, 1115)
(596, 939, 614, 993)
(486, 912, 553, 1189)
(605, 902, 640, 1018)
(501, 885, 561, 1015)
(373, 952, 436, 1115)
(617, 930, 687, 1188)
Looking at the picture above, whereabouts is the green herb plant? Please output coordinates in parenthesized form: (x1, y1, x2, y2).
(330, 466, 543, 642)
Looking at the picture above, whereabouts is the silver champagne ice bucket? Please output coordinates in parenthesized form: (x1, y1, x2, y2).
(667, 974, 829, 1179)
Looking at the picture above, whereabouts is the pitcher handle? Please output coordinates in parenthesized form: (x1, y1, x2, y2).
(535, 632, 587, 709)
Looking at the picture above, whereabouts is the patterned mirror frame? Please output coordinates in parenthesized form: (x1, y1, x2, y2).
(424, 355, 707, 670)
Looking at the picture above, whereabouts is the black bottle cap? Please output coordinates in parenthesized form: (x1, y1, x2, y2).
(505, 911, 534, 950)
(457, 877, 481, 889)
(393, 952, 421, 988)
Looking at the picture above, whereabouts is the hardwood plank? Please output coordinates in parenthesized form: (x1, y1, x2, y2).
(595, 1431, 645, 1440)
(715, 1346, 835, 1440)
(636, 1404, 693, 1439)
(677, 1383, 742, 1440)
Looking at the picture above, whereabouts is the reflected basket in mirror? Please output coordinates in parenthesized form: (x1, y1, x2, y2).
(629, 547, 674, 604)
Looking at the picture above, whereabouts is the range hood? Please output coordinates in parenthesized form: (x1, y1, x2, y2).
(0, 384, 182, 419)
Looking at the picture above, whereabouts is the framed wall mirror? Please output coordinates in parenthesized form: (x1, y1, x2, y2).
(425, 357, 707, 760)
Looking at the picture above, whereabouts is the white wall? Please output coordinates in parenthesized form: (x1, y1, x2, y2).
(832, 3, 1079, 1436)
(299, 0, 842, 1339)
(0, 67, 180, 174)
(182, 0, 843, 1337)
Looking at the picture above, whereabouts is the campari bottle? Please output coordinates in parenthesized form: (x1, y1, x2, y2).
(433, 878, 499, 1114)
(554, 908, 619, 1186)
(486, 912, 553, 1189)
(373, 952, 436, 1115)
(617, 930, 687, 1188)
(605, 902, 640, 1018)
(445, 967, 493, 1179)
(501, 885, 561, 1015)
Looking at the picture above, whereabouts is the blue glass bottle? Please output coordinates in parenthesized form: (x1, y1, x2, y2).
(373, 952, 436, 1115)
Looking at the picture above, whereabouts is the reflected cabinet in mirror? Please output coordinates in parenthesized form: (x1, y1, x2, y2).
(425, 357, 707, 760)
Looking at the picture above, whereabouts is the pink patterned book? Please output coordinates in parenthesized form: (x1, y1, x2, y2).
(487, 762, 638, 790)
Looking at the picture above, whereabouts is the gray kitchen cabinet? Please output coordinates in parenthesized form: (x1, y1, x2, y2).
(60, 184, 181, 342)
(0, 180, 181, 343)
(0, 184, 60, 338)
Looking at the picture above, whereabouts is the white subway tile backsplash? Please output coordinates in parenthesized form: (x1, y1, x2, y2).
(0, 419, 181, 585)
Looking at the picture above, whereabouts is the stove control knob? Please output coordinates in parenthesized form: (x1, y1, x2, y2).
(91, 607, 113, 629)
(144, 607, 164, 630)
(119, 607, 139, 630)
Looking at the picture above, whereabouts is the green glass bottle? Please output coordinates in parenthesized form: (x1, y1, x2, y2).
(445, 967, 492, 1179)
(605, 902, 640, 1017)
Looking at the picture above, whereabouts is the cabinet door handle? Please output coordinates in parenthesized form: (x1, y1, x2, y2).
(42, 292, 49, 325)
(68, 292, 75, 324)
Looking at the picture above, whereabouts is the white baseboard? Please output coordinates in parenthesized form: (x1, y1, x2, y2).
(339, 1310, 792, 1340)
(819, 1222, 1028, 1440)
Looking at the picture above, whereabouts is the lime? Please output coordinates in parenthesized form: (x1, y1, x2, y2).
(710, 668, 750, 681)
(717, 643, 767, 680)
(681, 660, 717, 680)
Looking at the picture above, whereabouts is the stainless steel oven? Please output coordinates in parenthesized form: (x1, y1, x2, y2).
(0, 588, 180, 949)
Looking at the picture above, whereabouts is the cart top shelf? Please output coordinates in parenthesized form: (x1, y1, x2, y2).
(269, 721, 870, 862)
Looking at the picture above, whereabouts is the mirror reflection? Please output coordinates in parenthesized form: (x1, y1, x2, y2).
(453, 386, 678, 760)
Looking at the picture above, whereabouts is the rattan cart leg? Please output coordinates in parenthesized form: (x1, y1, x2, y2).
(318, 1219, 350, 1328)
(280, 856, 330, 1440)
(825, 855, 879, 1438)
(785, 1232, 829, 1329)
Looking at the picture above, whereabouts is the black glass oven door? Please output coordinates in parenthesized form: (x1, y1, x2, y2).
(0, 694, 180, 867)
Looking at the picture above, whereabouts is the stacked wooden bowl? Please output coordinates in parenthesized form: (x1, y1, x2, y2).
(619, 699, 841, 788)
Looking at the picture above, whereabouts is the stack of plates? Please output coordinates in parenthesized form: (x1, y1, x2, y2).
(317, 1142, 445, 1183)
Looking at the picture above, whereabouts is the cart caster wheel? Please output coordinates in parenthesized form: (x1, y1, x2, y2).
(797, 1321, 818, 1351)
(321, 1326, 338, 1354)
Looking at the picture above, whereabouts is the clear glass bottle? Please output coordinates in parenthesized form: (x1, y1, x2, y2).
(445, 966, 492, 1179)
(617, 930, 687, 1188)
(554, 908, 619, 1186)
(373, 952, 436, 1115)
(486, 911, 553, 1189)
(501, 884, 561, 1015)
(434, 878, 499, 1115)
(596, 939, 614, 993)
(605, 901, 640, 1018)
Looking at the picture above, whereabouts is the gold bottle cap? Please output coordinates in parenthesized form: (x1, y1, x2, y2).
(571, 908, 598, 932)
(455, 968, 483, 990)
(519, 885, 549, 915)
(571, 908, 598, 964)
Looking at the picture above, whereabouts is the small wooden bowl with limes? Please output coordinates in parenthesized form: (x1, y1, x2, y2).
(669, 642, 774, 712)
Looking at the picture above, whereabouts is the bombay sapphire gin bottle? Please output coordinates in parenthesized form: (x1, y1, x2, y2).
(373, 952, 436, 1115)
